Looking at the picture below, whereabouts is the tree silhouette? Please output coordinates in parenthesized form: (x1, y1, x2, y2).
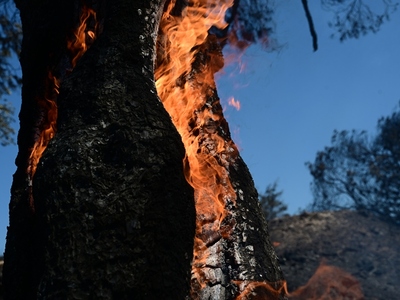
(259, 182, 288, 221)
(0, 0, 21, 145)
(307, 104, 400, 225)
(322, 0, 398, 41)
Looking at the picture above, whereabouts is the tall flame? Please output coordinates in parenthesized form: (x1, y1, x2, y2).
(27, 6, 97, 210)
(155, 0, 238, 291)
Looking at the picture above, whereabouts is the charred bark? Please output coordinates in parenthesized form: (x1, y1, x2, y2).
(5, 0, 285, 299)
(3, 0, 195, 299)
(186, 37, 286, 300)
(3, 1, 76, 298)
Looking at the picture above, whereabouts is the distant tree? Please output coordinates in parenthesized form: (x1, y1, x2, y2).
(0, 0, 21, 145)
(0, 99, 14, 145)
(306, 104, 400, 224)
(259, 182, 288, 220)
(321, 0, 398, 42)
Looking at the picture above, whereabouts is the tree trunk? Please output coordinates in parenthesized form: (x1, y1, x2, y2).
(185, 38, 286, 300)
(155, 5, 286, 297)
(4, 0, 286, 299)
(3, 0, 195, 299)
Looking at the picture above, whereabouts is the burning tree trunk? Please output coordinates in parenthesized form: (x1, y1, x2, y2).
(4, 0, 285, 299)
(155, 1, 286, 299)
(3, 0, 195, 299)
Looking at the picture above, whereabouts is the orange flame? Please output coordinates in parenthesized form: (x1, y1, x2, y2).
(289, 262, 365, 300)
(27, 5, 98, 210)
(67, 7, 97, 68)
(228, 96, 241, 111)
(155, 0, 237, 290)
(235, 280, 288, 300)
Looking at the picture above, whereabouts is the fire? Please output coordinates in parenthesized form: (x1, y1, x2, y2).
(156, 1, 284, 296)
(155, 0, 237, 291)
(228, 96, 241, 110)
(27, 73, 59, 188)
(235, 280, 288, 300)
(67, 7, 98, 69)
(27, 5, 97, 210)
(289, 262, 364, 300)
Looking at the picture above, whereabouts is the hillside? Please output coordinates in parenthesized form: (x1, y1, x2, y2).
(269, 210, 400, 299)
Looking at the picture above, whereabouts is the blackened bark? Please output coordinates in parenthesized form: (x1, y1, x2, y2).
(184, 37, 286, 300)
(4, 0, 195, 299)
(227, 155, 287, 299)
(3, 1, 76, 298)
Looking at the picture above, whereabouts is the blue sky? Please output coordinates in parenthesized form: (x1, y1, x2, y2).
(1, 2, 400, 254)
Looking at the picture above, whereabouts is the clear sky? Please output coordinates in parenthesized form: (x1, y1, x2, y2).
(1, 2, 400, 254)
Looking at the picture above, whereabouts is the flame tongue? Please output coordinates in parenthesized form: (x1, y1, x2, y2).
(67, 7, 98, 68)
(28, 73, 59, 181)
(155, 0, 238, 292)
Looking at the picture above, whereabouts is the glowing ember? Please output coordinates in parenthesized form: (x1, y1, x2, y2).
(27, 5, 98, 210)
(228, 96, 241, 111)
(272, 241, 280, 247)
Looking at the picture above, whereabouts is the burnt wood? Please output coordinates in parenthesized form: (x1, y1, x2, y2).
(4, 0, 195, 299)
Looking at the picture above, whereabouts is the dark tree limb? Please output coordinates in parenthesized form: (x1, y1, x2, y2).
(301, 0, 318, 52)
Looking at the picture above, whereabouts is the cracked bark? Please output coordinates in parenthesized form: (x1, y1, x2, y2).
(3, 0, 195, 299)
(157, 33, 286, 299)
(188, 38, 286, 300)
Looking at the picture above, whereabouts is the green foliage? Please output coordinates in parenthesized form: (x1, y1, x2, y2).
(307, 104, 400, 224)
(0, 0, 21, 145)
(259, 182, 288, 220)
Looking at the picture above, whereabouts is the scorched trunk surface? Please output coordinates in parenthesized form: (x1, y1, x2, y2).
(4, 1, 195, 299)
